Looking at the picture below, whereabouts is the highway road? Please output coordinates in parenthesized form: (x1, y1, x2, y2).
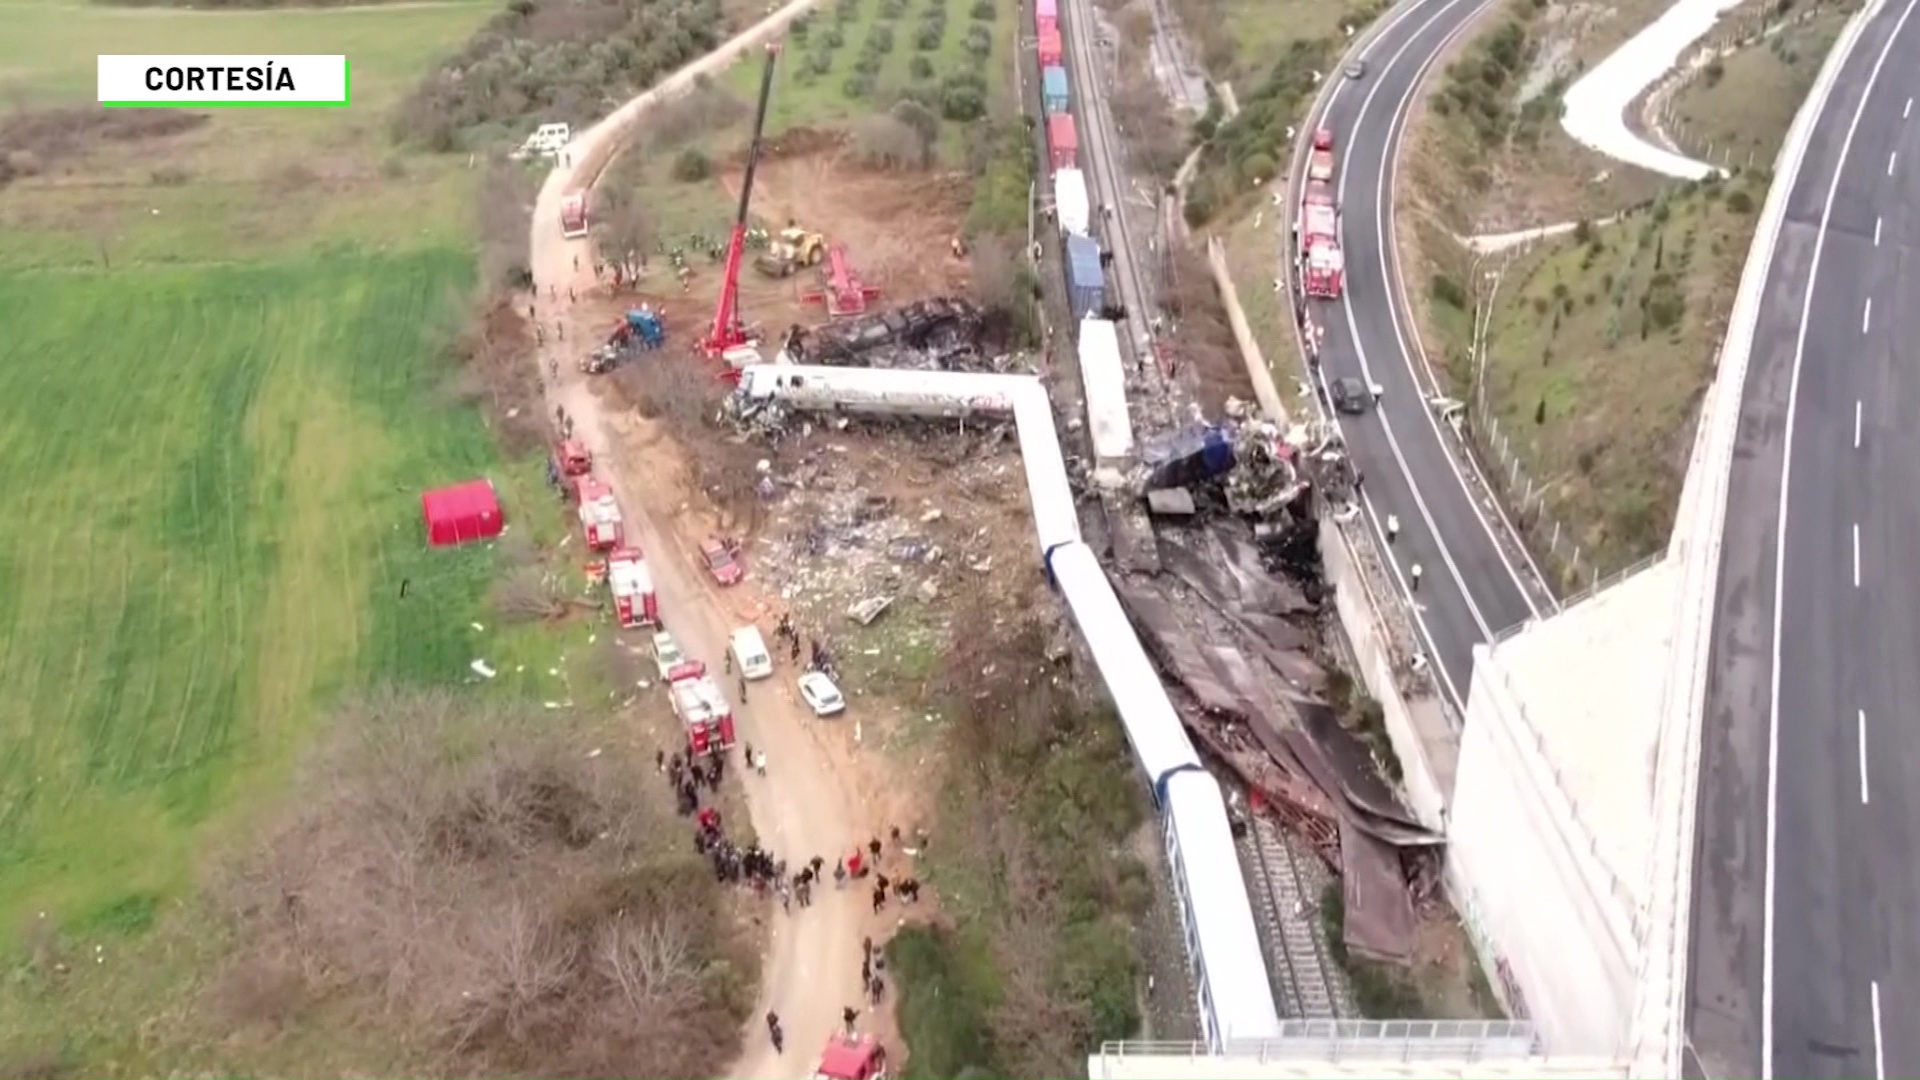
(1688, 0, 1920, 1076)
(1300, 0, 1546, 713)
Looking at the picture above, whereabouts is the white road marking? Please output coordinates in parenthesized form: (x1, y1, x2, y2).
(1864, 297, 1873, 332)
(1854, 522, 1862, 586)
(1328, 0, 1504, 645)
(1874, 980, 1887, 1078)
(1891, 150, 1900, 175)
(1875, 216, 1883, 244)
(1860, 709, 1871, 803)
(1907, 96, 1914, 117)
(1856, 399, 1864, 448)
(1764, 1, 1920, 1074)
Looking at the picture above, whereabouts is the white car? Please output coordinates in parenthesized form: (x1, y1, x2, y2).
(797, 670, 846, 717)
(650, 630, 685, 680)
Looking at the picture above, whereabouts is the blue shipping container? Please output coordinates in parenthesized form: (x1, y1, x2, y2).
(1042, 66, 1070, 113)
(1065, 235, 1105, 320)
(1142, 425, 1237, 490)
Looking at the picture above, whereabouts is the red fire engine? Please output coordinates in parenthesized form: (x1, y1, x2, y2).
(668, 660, 737, 756)
(1297, 128, 1345, 300)
(813, 1034, 889, 1080)
(605, 546, 659, 628)
(573, 477, 624, 551)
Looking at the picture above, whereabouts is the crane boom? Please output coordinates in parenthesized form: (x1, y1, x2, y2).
(702, 42, 781, 362)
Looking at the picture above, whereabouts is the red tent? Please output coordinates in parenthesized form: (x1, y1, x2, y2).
(422, 479, 504, 547)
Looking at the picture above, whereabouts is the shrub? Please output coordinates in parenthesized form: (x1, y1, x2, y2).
(940, 72, 988, 121)
(970, 0, 995, 17)
(916, 23, 944, 49)
(1429, 273, 1468, 310)
(910, 54, 936, 77)
(671, 148, 712, 182)
(963, 23, 992, 56)
(843, 73, 877, 98)
(868, 23, 895, 52)
(1725, 189, 1755, 213)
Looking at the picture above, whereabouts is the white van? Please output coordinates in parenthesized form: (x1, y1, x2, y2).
(730, 626, 774, 680)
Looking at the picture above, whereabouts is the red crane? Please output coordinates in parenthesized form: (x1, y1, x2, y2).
(701, 41, 782, 370)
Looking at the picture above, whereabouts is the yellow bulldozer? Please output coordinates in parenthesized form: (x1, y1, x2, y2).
(754, 225, 827, 278)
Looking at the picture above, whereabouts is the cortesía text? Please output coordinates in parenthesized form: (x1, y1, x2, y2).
(144, 64, 297, 92)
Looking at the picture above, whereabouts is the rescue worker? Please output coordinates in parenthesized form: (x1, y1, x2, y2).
(1410, 563, 1424, 591)
(767, 1011, 784, 1053)
(755, 748, 768, 777)
(843, 1006, 859, 1034)
(1386, 514, 1401, 543)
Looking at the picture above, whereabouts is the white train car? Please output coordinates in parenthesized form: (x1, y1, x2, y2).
(1077, 317, 1133, 460)
(738, 361, 1282, 1045)
(1047, 542, 1203, 786)
(1163, 768, 1285, 1047)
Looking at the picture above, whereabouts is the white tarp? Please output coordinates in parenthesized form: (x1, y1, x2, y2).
(1055, 168, 1091, 236)
(1078, 317, 1132, 459)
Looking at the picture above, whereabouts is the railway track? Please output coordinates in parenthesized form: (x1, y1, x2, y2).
(1240, 812, 1354, 1020)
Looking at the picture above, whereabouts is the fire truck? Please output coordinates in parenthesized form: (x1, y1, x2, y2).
(1307, 127, 1336, 183)
(560, 193, 589, 239)
(667, 660, 737, 756)
(1297, 129, 1345, 300)
(573, 476, 625, 551)
(812, 1034, 888, 1080)
(605, 547, 659, 628)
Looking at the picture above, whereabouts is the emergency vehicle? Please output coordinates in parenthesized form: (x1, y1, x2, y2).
(574, 477, 624, 551)
(668, 661, 737, 756)
(606, 547, 659, 628)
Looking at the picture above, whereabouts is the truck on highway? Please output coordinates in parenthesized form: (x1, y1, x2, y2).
(1296, 129, 1345, 300)
(1307, 127, 1335, 183)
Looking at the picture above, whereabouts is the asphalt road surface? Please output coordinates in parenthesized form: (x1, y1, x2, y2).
(1303, 0, 1539, 712)
(1689, 1, 1920, 1076)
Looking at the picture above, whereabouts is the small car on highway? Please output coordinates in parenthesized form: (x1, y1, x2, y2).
(797, 670, 847, 717)
(1344, 60, 1367, 79)
(1330, 375, 1371, 415)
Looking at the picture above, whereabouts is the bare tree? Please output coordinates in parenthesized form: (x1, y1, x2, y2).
(209, 687, 751, 1077)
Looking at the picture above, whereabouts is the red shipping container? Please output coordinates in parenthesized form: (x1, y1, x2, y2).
(1037, 26, 1063, 67)
(1047, 113, 1078, 170)
(1034, 11, 1057, 36)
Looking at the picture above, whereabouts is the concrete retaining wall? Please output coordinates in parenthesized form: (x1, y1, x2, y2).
(1450, 651, 1637, 1057)
(1318, 518, 1454, 830)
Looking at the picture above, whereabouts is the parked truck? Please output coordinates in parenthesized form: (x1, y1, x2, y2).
(606, 546, 659, 628)
(668, 661, 737, 756)
(813, 1034, 889, 1080)
(560, 193, 589, 240)
(573, 477, 625, 551)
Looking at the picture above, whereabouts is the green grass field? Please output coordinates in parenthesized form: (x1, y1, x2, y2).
(1673, 10, 1847, 170)
(0, 1, 632, 1070)
(0, 0, 498, 268)
(1474, 178, 1763, 578)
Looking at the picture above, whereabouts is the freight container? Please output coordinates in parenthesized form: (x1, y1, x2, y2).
(1065, 234, 1105, 320)
(1037, 26, 1063, 67)
(1053, 167, 1090, 235)
(1036, 12, 1057, 35)
(1046, 112, 1078, 169)
(1042, 65, 1070, 112)
(1037, 0, 1057, 18)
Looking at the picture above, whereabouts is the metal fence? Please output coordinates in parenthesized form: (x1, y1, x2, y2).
(1102, 1020, 1542, 1063)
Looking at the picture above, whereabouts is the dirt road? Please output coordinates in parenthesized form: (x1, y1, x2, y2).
(524, 4, 887, 1075)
